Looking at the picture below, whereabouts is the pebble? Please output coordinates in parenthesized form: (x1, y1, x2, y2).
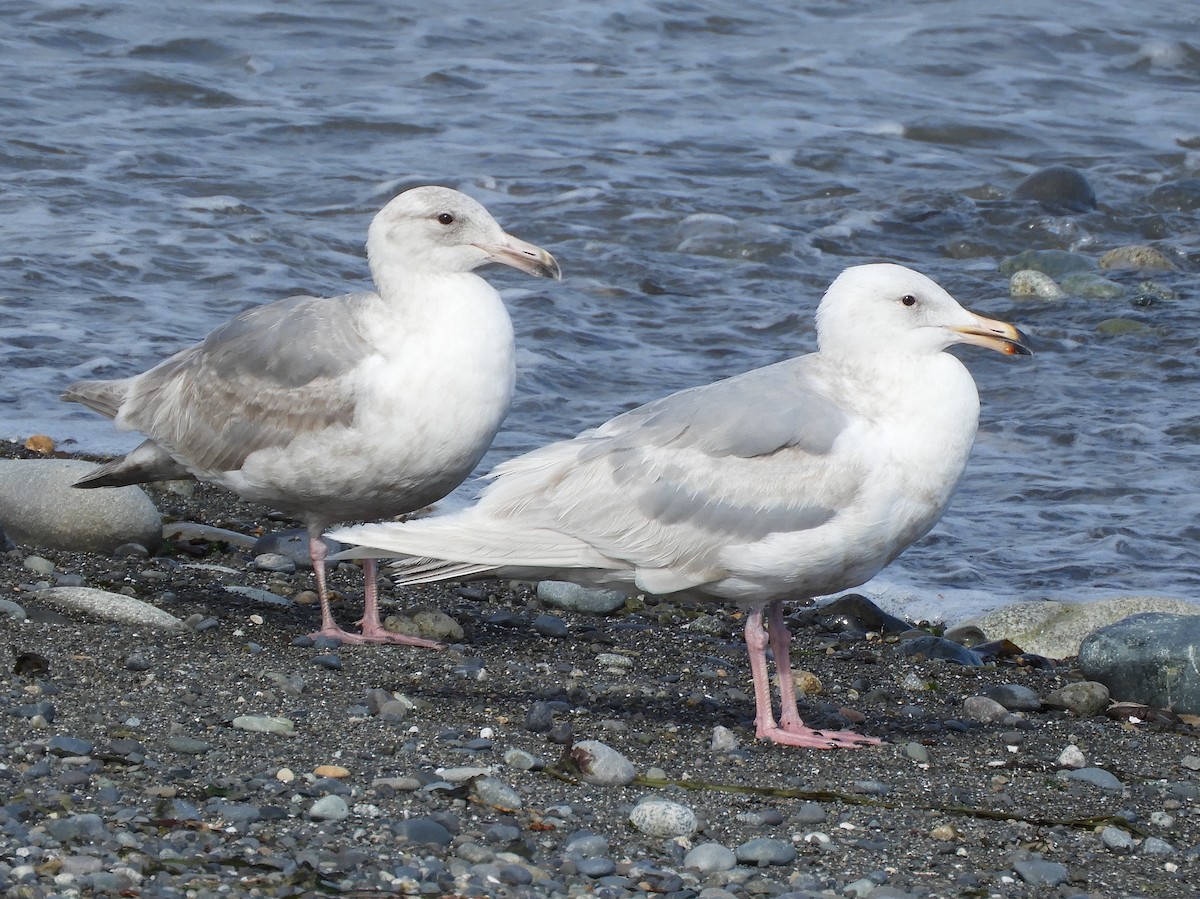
(309, 794, 350, 821)
(231, 714, 296, 736)
(1045, 680, 1110, 717)
(314, 764, 350, 778)
(1056, 744, 1087, 769)
(0, 459, 162, 553)
(735, 837, 796, 866)
(537, 580, 626, 613)
(710, 725, 740, 752)
(252, 552, 297, 573)
(998, 248, 1095, 278)
(22, 554, 56, 575)
(628, 797, 697, 837)
(383, 608, 463, 642)
(982, 683, 1042, 711)
(1100, 825, 1137, 853)
(1010, 164, 1097, 211)
(1059, 271, 1126, 299)
(570, 740, 636, 786)
(1009, 269, 1063, 299)
(470, 777, 523, 810)
(564, 831, 610, 858)
(1061, 767, 1123, 791)
(684, 842, 738, 872)
(1099, 244, 1176, 272)
(961, 695, 1009, 723)
(1013, 859, 1069, 886)
(503, 748, 542, 771)
(532, 613, 569, 637)
(393, 818, 454, 847)
(32, 586, 187, 630)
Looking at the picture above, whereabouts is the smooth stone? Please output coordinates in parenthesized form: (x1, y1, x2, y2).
(32, 587, 186, 631)
(308, 794, 349, 821)
(0, 459, 162, 554)
(1061, 767, 1123, 791)
(23, 555, 56, 575)
(684, 842, 738, 873)
(1045, 681, 1110, 717)
(998, 249, 1095, 278)
(571, 740, 636, 786)
(1079, 613, 1200, 714)
(45, 812, 106, 841)
(897, 635, 983, 666)
(1013, 859, 1069, 886)
(532, 613, 569, 638)
(0, 598, 28, 620)
(393, 817, 453, 847)
(503, 748, 542, 771)
(565, 831, 610, 858)
(470, 778, 523, 810)
(1147, 177, 1200, 212)
(963, 597, 1200, 659)
(537, 580, 625, 614)
(251, 528, 342, 568)
(735, 837, 796, 866)
(1098, 244, 1175, 272)
(1096, 318, 1152, 337)
(1056, 744, 1087, 769)
(1009, 270, 1062, 299)
(1100, 825, 1137, 853)
(231, 715, 295, 736)
(166, 736, 210, 755)
(710, 725, 740, 752)
(1011, 164, 1097, 211)
(224, 585, 293, 607)
(802, 593, 911, 635)
(252, 552, 296, 573)
(962, 695, 1009, 723)
(628, 798, 697, 838)
(163, 521, 258, 550)
(1141, 836, 1175, 855)
(382, 609, 463, 642)
(1059, 272, 1126, 299)
(982, 684, 1042, 711)
(48, 735, 94, 756)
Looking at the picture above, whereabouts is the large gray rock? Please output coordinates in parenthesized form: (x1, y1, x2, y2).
(964, 597, 1200, 659)
(1079, 613, 1200, 714)
(0, 459, 162, 554)
(34, 587, 186, 631)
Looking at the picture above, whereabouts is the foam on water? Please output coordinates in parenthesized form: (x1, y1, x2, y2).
(2, 0, 1198, 619)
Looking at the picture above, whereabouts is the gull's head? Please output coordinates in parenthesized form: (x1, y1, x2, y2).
(367, 185, 561, 280)
(816, 263, 1031, 361)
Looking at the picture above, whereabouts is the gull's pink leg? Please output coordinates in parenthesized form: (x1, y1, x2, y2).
(355, 557, 444, 648)
(745, 601, 879, 749)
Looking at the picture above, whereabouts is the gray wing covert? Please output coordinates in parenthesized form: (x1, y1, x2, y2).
(116, 293, 376, 472)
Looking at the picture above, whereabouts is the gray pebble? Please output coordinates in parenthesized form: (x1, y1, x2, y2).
(166, 736, 211, 757)
(1100, 825, 1137, 853)
(48, 735, 94, 756)
(575, 856, 616, 877)
(684, 842, 737, 872)
(571, 740, 635, 786)
(503, 748, 542, 771)
(628, 797, 697, 837)
(532, 613, 569, 637)
(904, 742, 930, 763)
(1045, 681, 1110, 717)
(565, 830, 610, 858)
(793, 801, 827, 825)
(393, 817, 453, 847)
(45, 812, 107, 842)
(308, 794, 349, 821)
(33, 586, 186, 631)
(962, 695, 1009, 723)
(1009, 269, 1063, 299)
(251, 528, 340, 567)
(1141, 836, 1174, 855)
(252, 552, 296, 573)
(982, 683, 1042, 711)
(470, 777, 523, 810)
(231, 715, 295, 736)
(224, 585, 292, 606)
(0, 597, 27, 620)
(710, 725, 740, 752)
(536, 580, 625, 613)
(313, 653, 343, 670)
(1012, 859, 1069, 886)
(22, 554, 56, 575)
(735, 836, 796, 865)
(1061, 767, 1123, 791)
(113, 542, 150, 559)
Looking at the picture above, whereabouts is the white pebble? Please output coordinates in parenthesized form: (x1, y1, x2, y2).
(1057, 743, 1086, 769)
(629, 797, 697, 837)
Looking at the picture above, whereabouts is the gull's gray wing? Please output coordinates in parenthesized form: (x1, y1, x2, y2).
(337, 356, 865, 594)
(69, 293, 377, 474)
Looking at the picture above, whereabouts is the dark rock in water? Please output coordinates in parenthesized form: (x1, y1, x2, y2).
(897, 635, 984, 666)
(998, 248, 1096, 278)
(1079, 613, 1200, 714)
(1012, 165, 1097, 212)
(793, 594, 911, 636)
(252, 528, 343, 569)
(0, 522, 14, 551)
(1147, 177, 1200, 213)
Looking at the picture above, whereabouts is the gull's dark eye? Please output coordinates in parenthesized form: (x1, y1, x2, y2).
(437, 212, 455, 225)
(900, 294, 917, 307)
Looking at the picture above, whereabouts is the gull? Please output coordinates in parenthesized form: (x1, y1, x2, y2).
(329, 263, 1030, 747)
(64, 185, 561, 645)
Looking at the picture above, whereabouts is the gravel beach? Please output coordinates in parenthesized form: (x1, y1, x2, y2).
(1, 440, 1197, 898)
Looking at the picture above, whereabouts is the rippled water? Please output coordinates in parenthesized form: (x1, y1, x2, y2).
(2, 0, 1198, 619)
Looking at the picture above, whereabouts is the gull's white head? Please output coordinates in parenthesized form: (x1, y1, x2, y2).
(815, 263, 1030, 360)
(367, 185, 561, 281)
